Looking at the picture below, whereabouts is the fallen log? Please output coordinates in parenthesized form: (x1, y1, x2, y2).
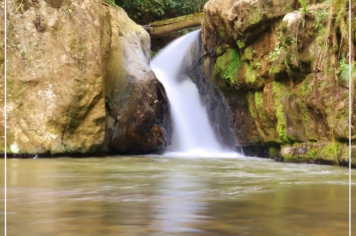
(144, 13, 204, 37)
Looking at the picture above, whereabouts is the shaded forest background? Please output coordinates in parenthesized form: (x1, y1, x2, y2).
(114, 0, 208, 25)
(110, 0, 209, 54)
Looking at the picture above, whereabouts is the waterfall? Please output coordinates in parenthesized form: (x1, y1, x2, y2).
(151, 31, 240, 157)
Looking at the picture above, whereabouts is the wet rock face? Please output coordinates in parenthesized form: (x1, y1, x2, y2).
(203, 0, 355, 164)
(104, 6, 172, 154)
(105, 75, 172, 154)
(5, 0, 171, 155)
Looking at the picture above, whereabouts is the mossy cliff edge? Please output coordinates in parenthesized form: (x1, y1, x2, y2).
(4, 0, 171, 156)
(203, 0, 356, 166)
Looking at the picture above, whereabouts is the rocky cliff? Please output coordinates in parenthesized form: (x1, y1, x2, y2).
(5, 0, 171, 156)
(202, 0, 355, 165)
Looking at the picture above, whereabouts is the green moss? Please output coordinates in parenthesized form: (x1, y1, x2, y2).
(213, 48, 241, 85)
(218, 30, 226, 40)
(269, 50, 291, 81)
(315, 27, 327, 47)
(247, 92, 257, 118)
(254, 91, 264, 111)
(254, 62, 262, 70)
(242, 47, 253, 61)
(283, 142, 342, 164)
(282, 147, 317, 163)
(272, 81, 289, 143)
(215, 46, 224, 56)
(295, 98, 317, 141)
(306, 149, 318, 159)
(298, 74, 313, 96)
(272, 80, 287, 98)
(276, 104, 288, 142)
(312, 7, 328, 30)
(270, 62, 286, 79)
(250, 11, 262, 26)
(267, 41, 283, 62)
(268, 146, 280, 157)
(237, 40, 245, 49)
(344, 91, 349, 99)
(254, 135, 261, 143)
(251, 90, 280, 142)
(320, 143, 340, 164)
(282, 153, 293, 161)
(339, 56, 356, 83)
(246, 64, 257, 85)
(105, 0, 117, 6)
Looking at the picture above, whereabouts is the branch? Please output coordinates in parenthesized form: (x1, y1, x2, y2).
(144, 13, 204, 37)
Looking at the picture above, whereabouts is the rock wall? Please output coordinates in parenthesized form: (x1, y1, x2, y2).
(5, 0, 171, 156)
(203, 0, 356, 165)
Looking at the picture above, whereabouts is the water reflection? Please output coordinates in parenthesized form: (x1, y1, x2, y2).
(150, 171, 207, 235)
(0, 157, 355, 236)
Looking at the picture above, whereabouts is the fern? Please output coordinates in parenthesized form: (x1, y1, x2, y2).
(298, 0, 308, 14)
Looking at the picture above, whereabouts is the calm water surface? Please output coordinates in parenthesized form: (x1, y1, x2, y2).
(1, 156, 355, 236)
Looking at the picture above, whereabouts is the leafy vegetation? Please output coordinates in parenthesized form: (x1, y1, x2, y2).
(298, 0, 308, 14)
(339, 56, 356, 82)
(115, 0, 208, 25)
(105, 0, 117, 6)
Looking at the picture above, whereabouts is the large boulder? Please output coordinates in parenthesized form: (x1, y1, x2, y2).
(104, 6, 171, 154)
(5, 0, 171, 156)
(203, 0, 355, 165)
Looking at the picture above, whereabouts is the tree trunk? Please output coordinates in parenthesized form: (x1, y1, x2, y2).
(144, 13, 204, 37)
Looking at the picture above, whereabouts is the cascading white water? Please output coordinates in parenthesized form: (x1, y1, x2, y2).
(151, 31, 240, 157)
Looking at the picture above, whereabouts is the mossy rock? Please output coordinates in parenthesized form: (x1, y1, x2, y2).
(213, 47, 265, 90)
(281, 142, 350, 165)
(213, 48, 241, 87)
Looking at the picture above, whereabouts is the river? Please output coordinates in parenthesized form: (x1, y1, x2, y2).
(1, 156, 355, 235)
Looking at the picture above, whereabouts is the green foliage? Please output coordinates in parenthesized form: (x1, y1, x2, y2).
(116, 0, 208, 24)
(105, 0, 117, 6)
(313, 8, 328, 29)
(267, 34, 284, 62)
(254, 62, 262, 70)
(236, 40, 245, 49)
(339, 56, 356, 82)
(298, 0, 308, 14)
